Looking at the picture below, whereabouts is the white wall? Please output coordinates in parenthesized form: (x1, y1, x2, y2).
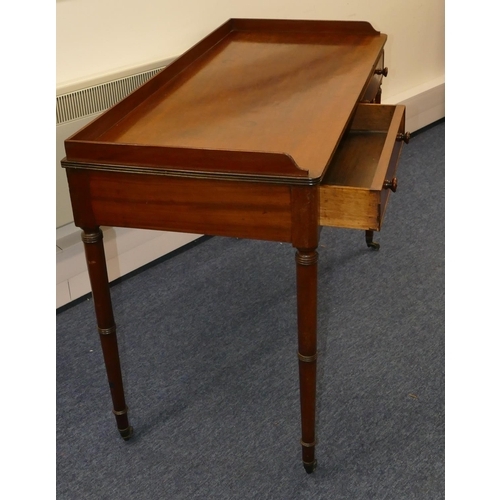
(56, 0, 444, 100)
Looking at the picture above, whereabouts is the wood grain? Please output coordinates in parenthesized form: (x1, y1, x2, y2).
(319, 104, 406, 230)
(67, 169, 293, 242)
(65, 19, 386, 182)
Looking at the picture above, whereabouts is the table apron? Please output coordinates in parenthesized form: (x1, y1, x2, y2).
(67, 169, 302, 242)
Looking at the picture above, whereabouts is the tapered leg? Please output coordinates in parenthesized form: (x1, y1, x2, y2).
(295, 248, 318, 473)
(81, 228, 133, 440)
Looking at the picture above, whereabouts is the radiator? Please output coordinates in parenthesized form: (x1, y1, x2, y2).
(56, 68, 165, 125)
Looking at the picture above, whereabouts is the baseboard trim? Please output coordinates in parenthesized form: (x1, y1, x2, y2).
(384, 76, 445, 133)
(56, 225, 201, 309)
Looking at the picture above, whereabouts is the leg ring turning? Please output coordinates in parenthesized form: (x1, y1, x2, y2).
(118, 426, 134, 441)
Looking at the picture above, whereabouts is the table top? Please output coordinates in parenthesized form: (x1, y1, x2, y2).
(64, 19, 387, 185)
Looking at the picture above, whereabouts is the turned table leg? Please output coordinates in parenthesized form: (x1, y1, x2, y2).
(81, 228, 133, 440)
(295, 248, 318, 473)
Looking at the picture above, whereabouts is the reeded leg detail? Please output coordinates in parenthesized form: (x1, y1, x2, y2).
(295, 248, 318, 472)
(112, 406, 134, 440)
(301, 438, 318, 473)
(82, 228, 133, 441)
(118, 426, 134, 441)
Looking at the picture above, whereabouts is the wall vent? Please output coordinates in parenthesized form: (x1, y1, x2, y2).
(56, 67, 165, 124)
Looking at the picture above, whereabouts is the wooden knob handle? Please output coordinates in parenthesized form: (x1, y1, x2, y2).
(397, 132, 411, 144)
(383, 178, 398, 192)
(375, 67, 389, 77)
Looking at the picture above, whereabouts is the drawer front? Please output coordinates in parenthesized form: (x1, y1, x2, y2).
(319, 103, 406, 231)
(360, 52, 385, 103)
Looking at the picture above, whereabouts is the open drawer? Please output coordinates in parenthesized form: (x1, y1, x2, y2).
(319, 103, 408, 231)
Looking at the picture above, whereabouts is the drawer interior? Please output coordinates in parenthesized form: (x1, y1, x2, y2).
(322, 104, 399, 189)
(319, 103, 405, 231)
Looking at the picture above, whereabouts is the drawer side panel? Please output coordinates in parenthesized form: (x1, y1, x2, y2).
(319, 187, 380, 230)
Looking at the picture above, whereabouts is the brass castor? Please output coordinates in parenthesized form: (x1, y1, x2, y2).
(367, 240, 380, 250)
(119, 426, 134, 441)
(303, 459, 317, 474)
(365, 230, 380, 250)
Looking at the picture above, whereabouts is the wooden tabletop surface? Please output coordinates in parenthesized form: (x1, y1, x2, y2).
(66, 19, 387, 183)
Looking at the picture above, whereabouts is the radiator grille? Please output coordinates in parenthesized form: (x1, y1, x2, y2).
(56, 67, 165, 124)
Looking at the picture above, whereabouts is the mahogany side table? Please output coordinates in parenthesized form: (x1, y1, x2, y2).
(62, 19, 408, 473)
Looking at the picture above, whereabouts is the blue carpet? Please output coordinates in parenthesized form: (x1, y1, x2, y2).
(57, 120, 444, 499)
